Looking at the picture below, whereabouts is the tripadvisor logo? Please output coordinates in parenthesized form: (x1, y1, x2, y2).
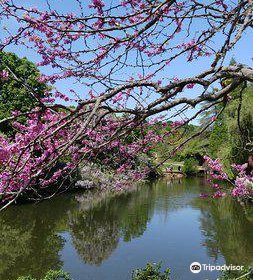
(190, 262, 202, 273)
(190, 262, 244, 273)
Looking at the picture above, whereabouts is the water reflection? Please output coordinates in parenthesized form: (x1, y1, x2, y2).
(193, 197, 253, 265)
(0, 178, 252, 280)
(0, 196, 73, 279)
(68, 186, 155, 265)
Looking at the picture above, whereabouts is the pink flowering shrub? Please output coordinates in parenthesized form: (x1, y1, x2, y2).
(201, 156, 253, 200)
(0, 104, 179, 203)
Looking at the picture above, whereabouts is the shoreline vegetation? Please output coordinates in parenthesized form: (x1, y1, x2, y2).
(17, 264, 253, 280)
(0, 157, 252, 206)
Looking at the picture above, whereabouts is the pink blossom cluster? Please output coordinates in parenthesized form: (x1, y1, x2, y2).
(203, 156, 253, 200)
(0, 70, 9, 82)
(0, 109, 76, 197)
(203, 156, 228, 180)
(170, 120, 185, 129)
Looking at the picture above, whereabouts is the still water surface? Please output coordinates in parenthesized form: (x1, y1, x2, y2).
(0, 178, 252, 280)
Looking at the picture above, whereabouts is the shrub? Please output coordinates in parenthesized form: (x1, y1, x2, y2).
(17, 270, 72, 280)
(132, 263, 171, 280)
(182, 158, 198, 175)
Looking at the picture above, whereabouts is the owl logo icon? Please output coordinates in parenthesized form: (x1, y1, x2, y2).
(190, 262, 202, 273)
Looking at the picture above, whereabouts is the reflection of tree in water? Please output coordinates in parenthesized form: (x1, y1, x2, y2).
(68, 178, 201, 266)
(118, 186, 155, 242)
(69, 185, 156, 265)
(0, 183, 159, 278)
(68, 178, 208, 266)
(193, 197, 253, 265)
(119, 193, 151, 242)
(0, 195, 76, 280)
(69, 208, 120, 266)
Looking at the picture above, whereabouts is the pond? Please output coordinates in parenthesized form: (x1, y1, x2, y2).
(0, 178, 252, 280)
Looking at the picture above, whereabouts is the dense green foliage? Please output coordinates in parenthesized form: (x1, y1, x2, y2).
(132, 263, 171, 280)
(155, 124, 196, 163)
(154, 83, 253, 177)
(206, 84, 253, 175)
(0, 52, 48, 134)
(17, 270, 72, 280)
(182, 158, 198, 175)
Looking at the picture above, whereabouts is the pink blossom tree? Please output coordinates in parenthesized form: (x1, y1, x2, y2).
(0, 0, 253, 208)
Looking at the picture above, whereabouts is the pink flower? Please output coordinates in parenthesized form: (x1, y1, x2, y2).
(0, 148, 10, 164)
(231, 163, 247, 173)
(186, 83, 195, 89)
(0, 70, 9, 82)
(212, 191, 226, 198)
(211, 183, 220, 189)
(89, 0, 104, 9)
(200, 193, 209, 199)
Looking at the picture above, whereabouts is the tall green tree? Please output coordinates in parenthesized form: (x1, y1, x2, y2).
(205, 83, 253, 175)
(0, 52, 49, 134)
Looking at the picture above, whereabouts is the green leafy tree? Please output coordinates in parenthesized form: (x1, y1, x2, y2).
(0, 52, 49, 134)
(225, 85, 253, 164)
(182, 157, 198, 175)
(207, 84, 253, 173)
(209, 118, 228, 158)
